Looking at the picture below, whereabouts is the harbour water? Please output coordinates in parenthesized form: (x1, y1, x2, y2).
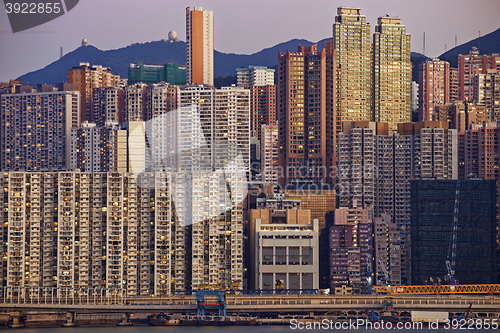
(0, 326, 494, 332)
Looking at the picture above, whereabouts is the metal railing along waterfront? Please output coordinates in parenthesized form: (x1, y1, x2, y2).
(0, 287, 499, 309)
(0, 286, 128, 306)
(173, 289, 319, 296)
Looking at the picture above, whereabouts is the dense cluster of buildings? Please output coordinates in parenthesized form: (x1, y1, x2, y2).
(0, 6, 499, 296)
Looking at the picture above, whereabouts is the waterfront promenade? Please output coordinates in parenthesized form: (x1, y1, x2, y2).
(0, 287, 499, 327)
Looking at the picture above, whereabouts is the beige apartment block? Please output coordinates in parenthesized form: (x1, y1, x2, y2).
(251, 209, 319, 290)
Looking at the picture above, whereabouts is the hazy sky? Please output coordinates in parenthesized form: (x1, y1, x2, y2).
(0, 0, 499, 82)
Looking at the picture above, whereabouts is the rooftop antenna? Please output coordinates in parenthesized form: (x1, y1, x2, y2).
(60, 47, 63, 59)
(445, 44, 447, 52)
(423, 32, 426, 56)
(478, 31, 481, 53)
(455, 35, 457, 47)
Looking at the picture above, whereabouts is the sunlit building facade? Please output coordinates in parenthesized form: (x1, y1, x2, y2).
(372, 17, 411, 131)
(186, 7, 214, 86)
(333, 8, 371, 124)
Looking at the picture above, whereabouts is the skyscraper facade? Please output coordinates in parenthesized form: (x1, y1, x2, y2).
(372, 17, 411, 131)
(449, 67, 460, 102)
(260, 124, 279, 183)
(473, 69, 500, 121)
(458, 48, 500, 101)
(0, 85, 80, 172)
(178, 85, 250, 173)
(418, 59, 450, 121)
(186, 7, 214, 86)
(91, 86, 125, 126)
(67, 63, 120, 123)
(338, 121, 458, 285)
(435, 101, 487, 133)
(0, 171, 197, 295)
(333, 8, 371, 124)
(330, 204, 373, 294)
(277, 44, 336, 184)
(125, 83, 148, 122)
(249, 85, 276, 142)
(458, 120, 500, 181)
(237, 66, 275, 86)
(70, 122, 115, 172)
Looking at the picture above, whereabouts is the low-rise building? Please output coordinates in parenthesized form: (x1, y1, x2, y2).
(250, 209, 319, 290)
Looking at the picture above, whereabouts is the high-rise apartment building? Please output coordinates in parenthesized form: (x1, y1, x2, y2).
(0, 170, 245, 294)
(68, 63, 120, 123)
(177, 85, 250, 173)
(260, 124, 279, 183)
(372, 17, 411, 130)
(333, 8, 371, 124)
(177, 85, 249, 289)
(418, 59, 450, 121)
(435, 101, 487, 132)
(186, 7, 214, 86)
(449, 67, 460, 102)
(148, 83, 179, 120)
(237, 66, 275, 86)
(0, 172, 155, 295)
(473, 69, 500, 121)
(458, 48, 500, 101)
(411, 82, 419, 111)
(338, 121, 458, 284)
(248, 84, 276, 142)
(330, 204, 373, 294)
(458, 120, 500, 181)
(70, 122, 115, 172)
(123, 121, 147, 175)
(0, 84, 80, 172)
(277, 44, 336, 184)
(373, 213, 403, 286)
(111, 127, 128, 172)
(125, 83, 148, 122)
(92, 86, 125, 126)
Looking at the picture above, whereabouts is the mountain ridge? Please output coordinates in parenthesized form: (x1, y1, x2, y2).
(438, 27, 500, 67)
(15, 29, 500, 85)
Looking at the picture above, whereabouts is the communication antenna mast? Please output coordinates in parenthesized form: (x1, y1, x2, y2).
(60, 47, 63, 59)
(423, 33, 426, 56)
(478, 31, 481, 52)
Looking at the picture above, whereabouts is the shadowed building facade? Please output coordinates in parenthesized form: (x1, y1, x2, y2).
(410, 180, 498, 285)
(277, 43, 336, 184)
